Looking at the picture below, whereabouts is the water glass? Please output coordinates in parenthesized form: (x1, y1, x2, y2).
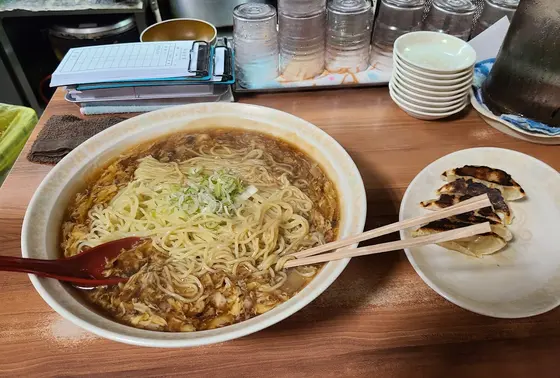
(326, 0, 374, 73)
(371, 0, 425, 59)
(277, 0, 326, 17)
(471, 0, 519, 37)
(233, 3, 279, 88)
(423, 0, 477, 40)
(279, 12, 326, 80)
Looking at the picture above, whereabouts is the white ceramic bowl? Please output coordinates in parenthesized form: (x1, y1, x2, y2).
(21, 103, 367, 347)
(391, 77, 468, 101)
(394, 53, 473, 80)
(390, 89, 468, 120)
(394, 61, 473, 85)
(390, 85, 467, 113)
(392, 72, 472, 97)
(394, 66, 473, 91)
(390, 81, 466, 108)
(394, 31, 477, 73)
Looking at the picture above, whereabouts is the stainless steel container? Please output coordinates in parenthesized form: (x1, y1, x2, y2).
(49, 16, 139, 61)
(482, 0, 560, 126)
(170, 0, 267, 27)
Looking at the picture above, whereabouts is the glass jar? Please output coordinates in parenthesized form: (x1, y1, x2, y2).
(233, 3, 279, 88)
(277, 0, 326, 17)
(423, 0, 477, 41)
(471, 0, 519, 37)
(370, 0, 425, 60)
(279, 11, 326, 80)
(326, 0, 374, 73)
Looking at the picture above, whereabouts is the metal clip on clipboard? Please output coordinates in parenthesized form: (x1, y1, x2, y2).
(187, 41, 211, 77)
(212, 46, 234, 83)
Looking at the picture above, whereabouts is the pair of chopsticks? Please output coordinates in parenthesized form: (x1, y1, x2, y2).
(284, 194, 492, 268)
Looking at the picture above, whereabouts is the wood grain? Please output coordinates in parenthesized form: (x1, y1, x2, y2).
(0, 87, 559, 377)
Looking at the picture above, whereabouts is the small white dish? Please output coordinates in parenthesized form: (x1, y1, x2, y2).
(390, 89, 468, 120)
(390, 85, 466, 113)
(395, 61, 473, 85)
(400, 147, 560, 318)
(394, 66, 473, 91)
(394, 53, 473, 80)
(394, 31, 477, 73)
(391, 77, 467, 101)
(470, 89, 560, 145)
(393, 70, 471, 96)
(390, 82, 466, 108)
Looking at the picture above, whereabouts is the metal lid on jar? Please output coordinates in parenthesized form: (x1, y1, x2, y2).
(487, 0, 519, 9)
(233, 3, 277, 22)
(328, 0, 371, 15)
(433, 0, 476, 14)
(383, 0, 426, 8)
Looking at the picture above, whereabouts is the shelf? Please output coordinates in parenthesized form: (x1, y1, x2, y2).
(0, 0, 144, 17)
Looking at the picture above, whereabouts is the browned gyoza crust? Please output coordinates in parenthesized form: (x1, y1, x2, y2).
(450, 212, 499, 225)
(420, 193, 506, 224)
(436, 178, 511, 220)
(442, 165, 525, 195)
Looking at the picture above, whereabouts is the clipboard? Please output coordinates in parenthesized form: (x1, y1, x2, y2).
(51, 41, 213, 87)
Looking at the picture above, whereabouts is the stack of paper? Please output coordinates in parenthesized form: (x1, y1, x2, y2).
(50, 39, 235, 115)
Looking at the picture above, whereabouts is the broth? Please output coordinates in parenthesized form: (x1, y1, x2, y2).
(61, 129, 339, 331)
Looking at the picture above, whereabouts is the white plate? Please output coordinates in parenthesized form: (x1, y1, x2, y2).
(394, 53, 473, 80)
(390, 82, 466, 108)
(394, 62, 473, 86)
(394, 66, 473, 91)
(393, 71, 471, 96)
(390, 85, 467, 113)
(400, 148, 560, 318)
(470, 89, 560, 145)
(389, 89, 468, 120)
(394, 31, 477, 73)
(391, 77, 467, 102)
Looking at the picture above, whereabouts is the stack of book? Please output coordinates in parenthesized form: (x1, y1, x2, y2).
(50, 39, 234, 115)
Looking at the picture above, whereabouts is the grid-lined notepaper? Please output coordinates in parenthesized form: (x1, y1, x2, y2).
(50, 41, 198, 87)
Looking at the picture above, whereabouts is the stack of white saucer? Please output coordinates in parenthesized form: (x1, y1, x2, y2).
(389, 31, 477, 120)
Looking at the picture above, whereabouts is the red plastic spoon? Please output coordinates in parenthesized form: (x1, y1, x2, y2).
(0, 237, 143, 287)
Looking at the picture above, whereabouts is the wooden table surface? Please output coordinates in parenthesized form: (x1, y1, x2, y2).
(1, 87, 559, 377)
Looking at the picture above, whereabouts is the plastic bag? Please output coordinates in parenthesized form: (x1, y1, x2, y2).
(0, 103, 37, 173)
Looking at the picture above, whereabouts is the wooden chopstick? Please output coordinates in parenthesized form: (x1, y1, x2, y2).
(289, 193, 491, 260)
(284, 222, 491, 268)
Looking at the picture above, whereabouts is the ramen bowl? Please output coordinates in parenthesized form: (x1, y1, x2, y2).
(21, 103, 367, 347)
(140, 18, 217, 44)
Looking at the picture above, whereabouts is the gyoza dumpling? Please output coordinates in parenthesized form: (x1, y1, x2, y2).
(448, 213, 513, 242)
(433, 178, 513, 224)
(412, 219, 508, 257)
(441, 165, 525, 201)
(420, 193, 510, 224)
